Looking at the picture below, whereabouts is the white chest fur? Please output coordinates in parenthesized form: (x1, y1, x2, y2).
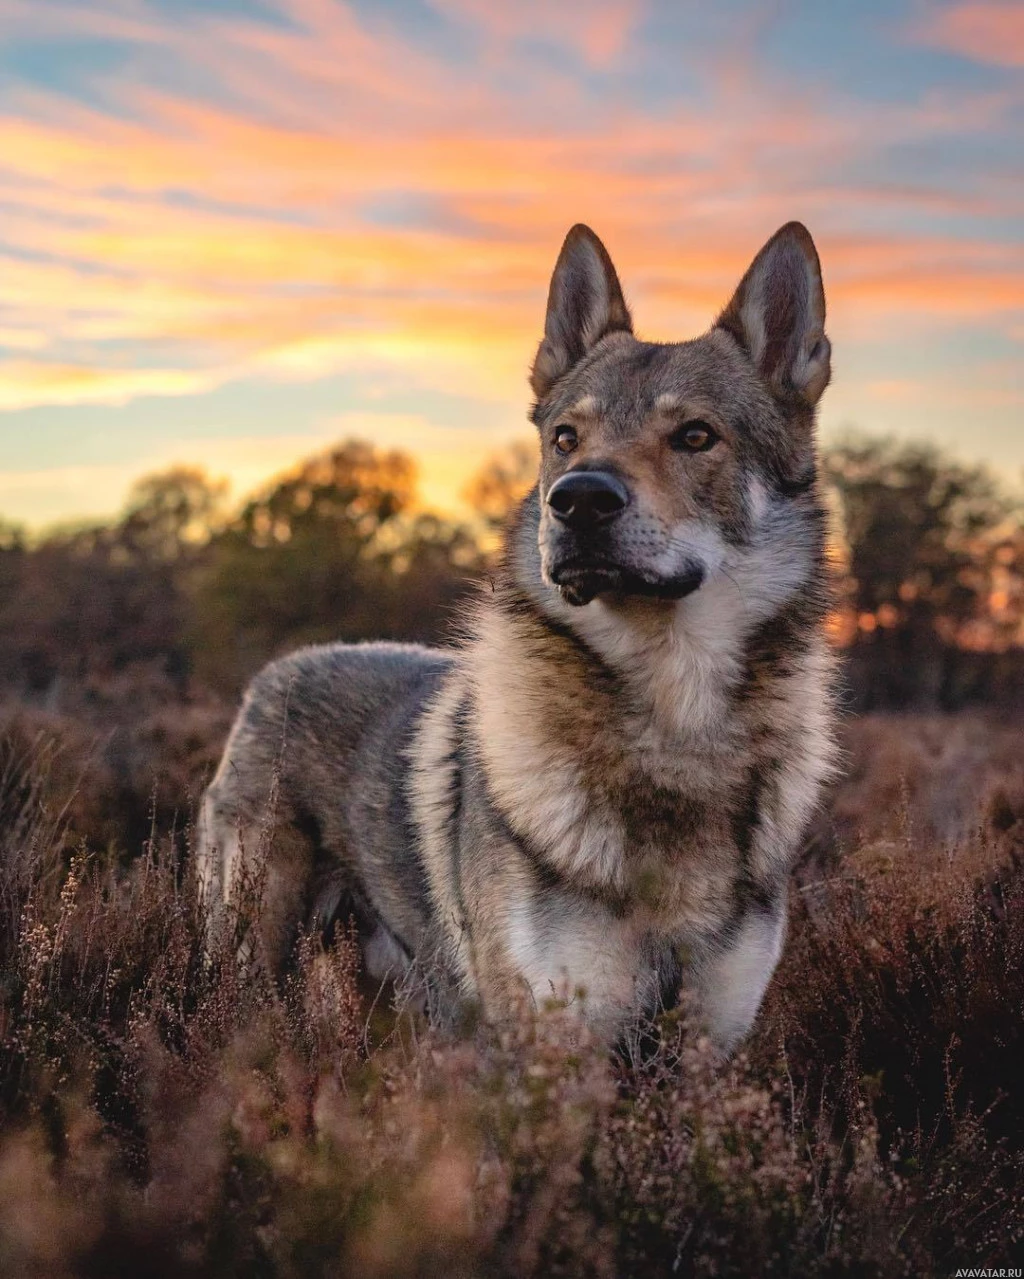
(504, 884, 787, 1051)
(504, 893, 664, 1035)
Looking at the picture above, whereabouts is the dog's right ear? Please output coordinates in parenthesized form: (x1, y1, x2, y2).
(715, 222, 830, 407)
(530, 225, 633, 399)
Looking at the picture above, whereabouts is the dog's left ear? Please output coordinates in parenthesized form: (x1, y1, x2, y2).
(716, 222, 831, 407)
(530, 224, 633, 399)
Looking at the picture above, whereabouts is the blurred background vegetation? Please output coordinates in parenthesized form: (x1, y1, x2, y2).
(1, 432, 1020, 712)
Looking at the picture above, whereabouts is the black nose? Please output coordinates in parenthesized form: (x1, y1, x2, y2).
(546, 470, 629, 530)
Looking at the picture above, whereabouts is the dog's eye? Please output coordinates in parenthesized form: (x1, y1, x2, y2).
(670, 421, 719, 453)
(554, 426, 578, 455)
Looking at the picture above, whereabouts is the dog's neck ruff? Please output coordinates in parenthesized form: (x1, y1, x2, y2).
(459, 603, 732, 904)
(452, 490, 832, 904)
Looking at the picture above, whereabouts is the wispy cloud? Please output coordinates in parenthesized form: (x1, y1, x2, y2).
(427, 0, 645, 68)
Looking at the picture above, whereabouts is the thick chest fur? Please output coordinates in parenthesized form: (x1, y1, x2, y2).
(464, 599, 832, 933)
(408, 589, 835, 1040)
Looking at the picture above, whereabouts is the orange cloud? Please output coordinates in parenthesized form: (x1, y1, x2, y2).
(914, 3, 1024, 68)
(0, 360, 223, 412)
(865, 370, 1023, 409)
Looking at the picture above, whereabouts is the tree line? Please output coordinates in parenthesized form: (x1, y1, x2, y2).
(1, 435, 1020, 712)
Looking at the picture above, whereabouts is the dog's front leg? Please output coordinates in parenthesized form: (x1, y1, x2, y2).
(692, 890, 787, 1056)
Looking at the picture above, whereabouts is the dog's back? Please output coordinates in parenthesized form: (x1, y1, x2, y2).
(197, 641, 451, 973)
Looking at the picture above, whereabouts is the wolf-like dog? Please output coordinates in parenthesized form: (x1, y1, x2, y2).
(196, 221, 838, 1052)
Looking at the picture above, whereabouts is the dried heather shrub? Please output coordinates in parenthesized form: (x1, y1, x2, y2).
(0, 713, 1021, 1275)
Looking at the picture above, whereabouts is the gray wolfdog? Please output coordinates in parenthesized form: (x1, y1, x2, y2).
(197, 221, 837, 1053)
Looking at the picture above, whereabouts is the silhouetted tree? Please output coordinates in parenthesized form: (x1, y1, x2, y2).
(192, 441, 480, 686)
(462, 439, 537, 535)
(0, 470, 228, 699)
(119, 467, 228, 563)
(824, 437, 1023, 707)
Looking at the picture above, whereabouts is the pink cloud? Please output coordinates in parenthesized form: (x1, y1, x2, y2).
(913, 2, 1024, 68)
(427, 0, 644, 68)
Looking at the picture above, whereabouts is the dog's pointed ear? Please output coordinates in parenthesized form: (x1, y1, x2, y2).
(716, 222, 831, 407)
(530, 224, 633, 399)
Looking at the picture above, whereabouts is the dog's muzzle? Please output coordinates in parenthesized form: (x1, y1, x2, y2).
(544, 468, 706, 606)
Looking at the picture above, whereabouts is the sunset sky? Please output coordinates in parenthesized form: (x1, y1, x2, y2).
(0, 0, 1021, 528)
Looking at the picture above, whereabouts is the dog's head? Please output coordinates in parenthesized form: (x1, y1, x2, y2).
(529, 223, 831, 608)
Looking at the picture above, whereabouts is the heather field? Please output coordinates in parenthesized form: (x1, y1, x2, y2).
(0, 436, 1022, 1276)
(0, 698, 1022, 1278)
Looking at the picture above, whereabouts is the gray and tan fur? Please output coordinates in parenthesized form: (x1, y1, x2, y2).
(197, 221, 838, 1053)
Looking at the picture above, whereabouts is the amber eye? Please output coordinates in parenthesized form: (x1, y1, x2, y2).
(554, 425, 578, 455)
(670, 421, 719, 452)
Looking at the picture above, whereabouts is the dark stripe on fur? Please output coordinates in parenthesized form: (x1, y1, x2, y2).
(444, 695, 473, 948)
(489, 791, 629, 917)
(468, 729, 630, 917)
(735, 587, 825, 700)
(651, 938, 684, 1015)
(499, 585, 623, 697)
(730, 764, 762, 870)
